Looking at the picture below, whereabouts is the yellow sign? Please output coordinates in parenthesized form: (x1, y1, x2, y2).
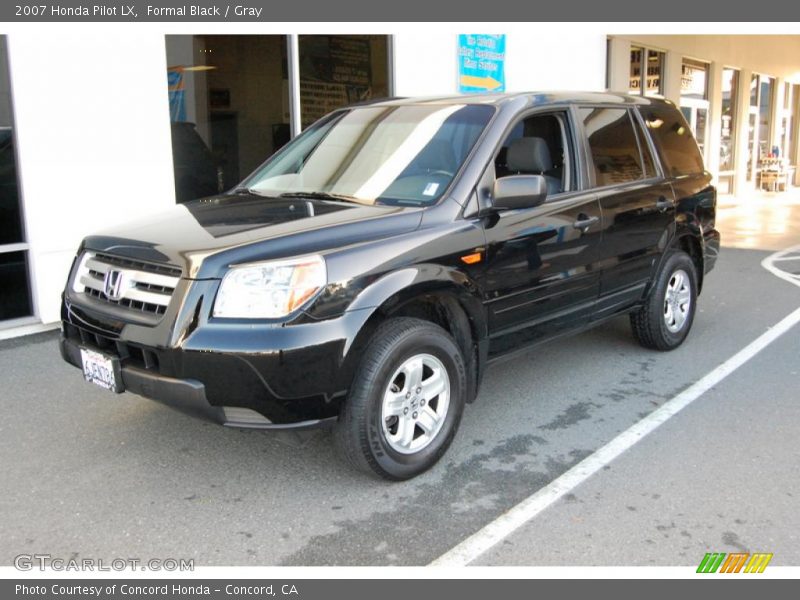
(458, 74, 503, 91)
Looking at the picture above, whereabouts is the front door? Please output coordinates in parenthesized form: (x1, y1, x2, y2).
(477, 110, 602, 356)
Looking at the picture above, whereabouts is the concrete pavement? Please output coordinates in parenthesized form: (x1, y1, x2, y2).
(1, 193, 799, 567)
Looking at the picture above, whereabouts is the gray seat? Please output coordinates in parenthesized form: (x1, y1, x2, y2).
(505, 137, 562, 195)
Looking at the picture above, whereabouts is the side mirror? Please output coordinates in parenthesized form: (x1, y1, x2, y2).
(492, 175, 548, 211)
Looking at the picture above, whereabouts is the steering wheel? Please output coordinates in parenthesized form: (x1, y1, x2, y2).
(426, 169, 453, 178)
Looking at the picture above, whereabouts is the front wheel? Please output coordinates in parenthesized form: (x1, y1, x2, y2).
(630, 251, 698, 351)
(333, 317, 467, 480)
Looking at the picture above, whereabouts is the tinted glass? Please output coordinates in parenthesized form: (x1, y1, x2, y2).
(299, 35, 389, 129)
(0, 36, 32, 322)
(165, 35, 292, 202)
(0, 251, 32, 320)
(639, 104, 705, 177)
(0, 39, 23, 246)
(244, 104, 495, 206)
(580, 107, 645, 186)
(0, 129, 23, 245)
(632, 114, 656, 177)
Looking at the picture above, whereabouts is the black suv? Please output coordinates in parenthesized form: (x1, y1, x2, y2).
(60, 92, 719, 480)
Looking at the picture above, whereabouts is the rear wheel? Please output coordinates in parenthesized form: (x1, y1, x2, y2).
(333, 317, 467, 480)
(630, 251, 698, 351)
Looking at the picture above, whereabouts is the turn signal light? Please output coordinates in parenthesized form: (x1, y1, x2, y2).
(460, 252, 482, 265)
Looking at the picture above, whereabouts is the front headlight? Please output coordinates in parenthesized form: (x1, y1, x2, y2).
(212, 255, 326, 319)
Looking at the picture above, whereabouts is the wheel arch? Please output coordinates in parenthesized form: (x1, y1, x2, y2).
(673, 231, 705, 294)
(337, 266, 488, 404)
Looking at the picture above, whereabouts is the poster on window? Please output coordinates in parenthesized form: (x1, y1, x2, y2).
(299, 36, 373, 128)
(167, 67, 186, 122)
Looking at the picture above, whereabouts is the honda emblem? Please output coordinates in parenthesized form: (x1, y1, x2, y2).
(103, 270, 128, 301)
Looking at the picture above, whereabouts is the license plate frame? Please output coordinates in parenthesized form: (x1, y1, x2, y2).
(79, 347, 124, 393)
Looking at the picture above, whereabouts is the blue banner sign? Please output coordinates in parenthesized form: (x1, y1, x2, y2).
(458, 34, 506, 93)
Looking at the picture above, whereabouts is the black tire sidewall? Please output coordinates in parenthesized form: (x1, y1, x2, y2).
(652, 252, 698, 348)
(361, 326, 466, 480)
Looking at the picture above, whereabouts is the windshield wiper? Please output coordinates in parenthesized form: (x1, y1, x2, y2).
(279, 191, 365, 204)
(231, 187, 266, 196)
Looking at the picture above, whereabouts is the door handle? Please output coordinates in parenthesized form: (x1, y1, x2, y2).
(573, 215, 599, 233)
(656, 197, 674, 213)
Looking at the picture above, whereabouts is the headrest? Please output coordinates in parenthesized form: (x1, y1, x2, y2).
(506, 137, 552, 173)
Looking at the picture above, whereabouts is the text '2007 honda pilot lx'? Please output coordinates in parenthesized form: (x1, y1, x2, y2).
(60, 92, 720, 480)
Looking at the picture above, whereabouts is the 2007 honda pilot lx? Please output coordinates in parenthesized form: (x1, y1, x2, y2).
(60, 92, 720, 480)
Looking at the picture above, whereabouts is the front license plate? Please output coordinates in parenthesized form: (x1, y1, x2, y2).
(80, 348, 120, 392)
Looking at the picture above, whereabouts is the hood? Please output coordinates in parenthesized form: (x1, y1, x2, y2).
(81, 194, 424, 278)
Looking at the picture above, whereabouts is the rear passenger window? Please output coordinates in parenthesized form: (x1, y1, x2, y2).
(639, 104, 705, 177)
(579, 107, 646, 187)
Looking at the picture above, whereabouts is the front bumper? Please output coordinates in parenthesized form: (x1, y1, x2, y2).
(59, 333, 338, 429)
(59, 271, 378, 427)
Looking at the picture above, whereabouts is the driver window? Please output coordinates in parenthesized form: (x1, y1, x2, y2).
(495, 112, 572, 196)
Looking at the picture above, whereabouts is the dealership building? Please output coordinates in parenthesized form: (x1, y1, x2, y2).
(1, 32, 799, 337)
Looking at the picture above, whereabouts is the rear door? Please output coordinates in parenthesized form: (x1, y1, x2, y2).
(478, 109, 602, 355)
(576, 105, 675, 319)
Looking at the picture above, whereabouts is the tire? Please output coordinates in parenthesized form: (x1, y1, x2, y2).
(333, 317, 467, 480)
(630, 250, 698, 351)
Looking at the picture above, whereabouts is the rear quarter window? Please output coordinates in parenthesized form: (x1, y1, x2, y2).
(639, 104, 705, 177)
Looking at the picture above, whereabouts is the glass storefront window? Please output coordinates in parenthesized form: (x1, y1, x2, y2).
(0, 251, 32, 321)
(165, 35, 291, 202)
(0, 127, 23, 245)
(628, 46, 664, 97)
(165, 35, 390, 204)
(681, 59, 708, 100)
(719, 68, 739, 173)
(644, 50, 664, 97)
(0, 36, 33, 322)
(629, 47, 643, 95)
(298, 35, 389, 130)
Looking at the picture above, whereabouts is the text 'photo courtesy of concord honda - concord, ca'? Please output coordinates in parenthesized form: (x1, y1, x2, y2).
(59, 92, 719, 480)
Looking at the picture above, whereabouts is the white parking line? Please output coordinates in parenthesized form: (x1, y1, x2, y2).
(431, 247, 800, 567)
(762, 244, 800, 288)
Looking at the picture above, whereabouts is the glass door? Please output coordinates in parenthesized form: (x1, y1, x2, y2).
(746, 73, 775, 188)
(680, 98, 710, 158)
(747, 109, 759, 182)
(679, 58, 710, 161)
(0, 36, 33, 324)
(718, 68, 739, 195)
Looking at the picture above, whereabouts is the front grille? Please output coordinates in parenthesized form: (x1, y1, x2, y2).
(72, 251, 182, 317)
(63, 322, 161, 371)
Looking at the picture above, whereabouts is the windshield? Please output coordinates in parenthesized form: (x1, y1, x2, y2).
(241, 104, 495, 206)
